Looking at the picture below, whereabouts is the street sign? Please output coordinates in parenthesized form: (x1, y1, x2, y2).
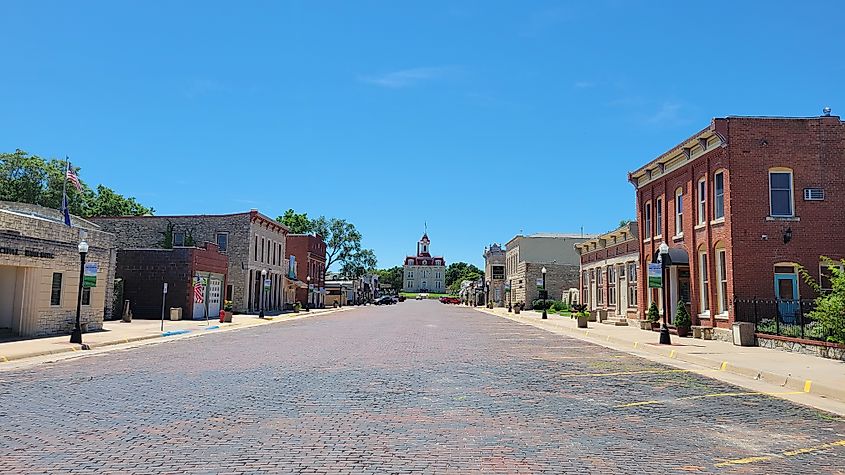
(264, 278, 272, 290)
(536, 278, 544, 289)
(163, 283, 168, 293)
(82, 262, 98, 288)
(648, 263, 662, 288)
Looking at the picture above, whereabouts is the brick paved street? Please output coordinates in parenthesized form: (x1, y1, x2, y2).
(2, 301, 844, 474)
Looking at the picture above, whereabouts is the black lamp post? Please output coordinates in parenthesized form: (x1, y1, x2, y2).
(259, 269, 267, 319)
(541, 266, 548, 319)
(485, 280, 490, 307)
(658, 242, 672, 345)
(306, 275, 312, 312)
(507, 279, 512, 312)
(70, 239, 88, 344)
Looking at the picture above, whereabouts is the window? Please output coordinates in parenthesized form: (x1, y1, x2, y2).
(674, 188, 683, 236)
(50, 272, 63, 306)
(607, 266, 616, 306)
(407, 281, 414, 288)
(697, 177, 706, 225)
(644, 201, 652, 239)
(173, 232, 185, 246)
(698, 249, 709, 313)
(81, 287, 91, 306)
(654, 197, 663, 237)
(254, 236, 259, 262)
(408, 271, 414, 278)
(715, 245, 727, 314)
(713, 171, 725, 219)
(261, 238, 265, 263)
(820, 262, 844, 291)
(226, 284, 233, 301)
(627, 262, 637, 307)
(436, 282, 440, 289)
(596, 268, 603, 305)
(769, 170, 794, 217)
(216, 233, 228, 252)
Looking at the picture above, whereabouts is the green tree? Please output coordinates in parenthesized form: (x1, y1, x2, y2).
(276, 209, 313, 234)
(375, 266, 404, 292)
(799, 258, 845, 344)
(619, 219, 634, 228)
(311, 216, 375, 272)
(340, 248, 378, 278)
(445, 262, 485, 295)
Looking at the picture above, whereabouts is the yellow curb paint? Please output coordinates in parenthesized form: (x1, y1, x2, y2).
(633, 342, 639, 349)
(70, 347, 78, 352)
(720, 361, 728, 371)
(715, 439, 845, 468)
(615, 391, 804, 408)
(560, 368, 715, 378)
(584, 330, 590, 336)
(669, 350, 676, 359)
(715, 456, 774, 467)
(1, 355, 8, 362)
(606, 335, 611, 342)
(804, 380, 813, 393)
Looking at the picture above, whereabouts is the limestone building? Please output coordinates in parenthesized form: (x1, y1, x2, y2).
(402, 233, 446, 293)
(483, 243, 506, 307)
(505, 233, 593, 307)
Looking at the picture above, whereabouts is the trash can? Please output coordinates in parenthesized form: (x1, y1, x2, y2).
(169, 307, 182, 321)
(732, 322, 755, 346)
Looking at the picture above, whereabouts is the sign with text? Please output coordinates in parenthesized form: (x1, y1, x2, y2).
(83, 263, 98, 288)
(648, 263, 662, 288)
(264, 278, 272, 290)
(536, 278, 544, 289)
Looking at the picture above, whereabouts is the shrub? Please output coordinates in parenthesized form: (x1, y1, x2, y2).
(224, 300, 233, 312)
(674, 300, 691, 329)
(799, 258, 845, 344)
(551, 300, 569, 312)
(647, 302, 660, 323)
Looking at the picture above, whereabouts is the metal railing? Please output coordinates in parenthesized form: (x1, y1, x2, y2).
(733, 297, 831, 342)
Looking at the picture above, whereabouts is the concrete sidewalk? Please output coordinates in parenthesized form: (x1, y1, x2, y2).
(476, 306, 845, 406)
(0, 307, 349, 364)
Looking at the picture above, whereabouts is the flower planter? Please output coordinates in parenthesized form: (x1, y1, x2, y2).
(651, 321, 661, 331)
(639, 320, 652, 330)
(676, 326, 690, 338)
(514, 307, 521, 314)
(222, 311, 233, 323)
(577, 314, 589, 328)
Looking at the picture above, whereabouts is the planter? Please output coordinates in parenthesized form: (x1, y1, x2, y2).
(222, 311, 233, 323)
(639, 320, 652, 330)
(514, 307, 521, 314)
(676, 326, 690, 338)
(577, 314, 589, 328)
(650, 321, 661, 331)
(586, 311, 597, 323)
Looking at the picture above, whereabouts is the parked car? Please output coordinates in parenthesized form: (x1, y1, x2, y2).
(375, 295, 395, 305)
(415, 294, 424, 300)
(398, 295, 406, 302)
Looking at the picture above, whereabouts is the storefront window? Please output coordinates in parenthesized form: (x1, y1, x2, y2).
(50, 273, 62, 306)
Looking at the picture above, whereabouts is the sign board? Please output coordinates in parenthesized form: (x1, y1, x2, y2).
(82, 262, 98, 288)
(536, 278, 544, 290)
(264, 278, 272, 290)
(538, 290, 548, 300)
(163, 283, 168, 293)
(288, 256, 297, 279)
(648, 263, 662, 288)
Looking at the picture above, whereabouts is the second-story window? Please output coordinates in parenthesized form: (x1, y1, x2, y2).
(654, 197, 663, 238)
(697, 177, 706, 225)
(714, 171, 725, 220)
(769, 169, 794, 217)
(644, 201, 652, 239)
(675, 188, 683, 236)
(173, 232, 185, 246)
(216, 232, 228, 252)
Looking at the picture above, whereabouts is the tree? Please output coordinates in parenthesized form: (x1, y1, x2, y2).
(340, 249, 378, 278)
(445, 262, 485, 295)
(276, 209, 313, 234)
(312, 216, 367, 271)
(619, 219, 634, 228)
(0, 150, 153, 217)
(799, 258, 845, 344)
(375, 266, 403, 292)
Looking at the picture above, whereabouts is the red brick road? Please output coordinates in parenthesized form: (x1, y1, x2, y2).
(1, 300, 844, 473)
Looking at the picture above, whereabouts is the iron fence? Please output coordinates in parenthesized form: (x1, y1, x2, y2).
(733, 297, 832, 342)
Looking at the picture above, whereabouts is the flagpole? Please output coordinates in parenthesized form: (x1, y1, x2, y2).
(62, 157, 69, 205)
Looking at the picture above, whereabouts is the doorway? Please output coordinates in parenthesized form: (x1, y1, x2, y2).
(775, 269, 799, 323)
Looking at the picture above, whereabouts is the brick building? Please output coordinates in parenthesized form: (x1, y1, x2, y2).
(92, 210, 289, 314)
(628, 113, 845, 338)
(575, 222, 639, 325)
(286, 234, 327, 308)
(0, 201, 116, 337)
(115, 243, 228, 319)
(504, 233, 592, 307)
(483, 243, 506, 307)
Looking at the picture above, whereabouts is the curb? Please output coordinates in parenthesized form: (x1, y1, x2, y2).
(476, 307, 845, 405)
(0, 306, 352, 365)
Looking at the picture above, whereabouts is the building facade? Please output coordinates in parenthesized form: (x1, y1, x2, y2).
(402, 233, 446, 293)
(286, 234, 327, 308)
(0, 202, 116, 337)
(505, 233, 592, 307)
(483, 243, 506, 307)
(92, 210, 289, 314)
(629, 113, 845, 337)
(575, 222, 639, 324)
(115, 243, 228, 320)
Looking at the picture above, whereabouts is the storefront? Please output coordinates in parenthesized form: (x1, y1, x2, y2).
(0, 202, 116, 338)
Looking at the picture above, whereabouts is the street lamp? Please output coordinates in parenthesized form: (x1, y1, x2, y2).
(306, 275, 312, 312)
(486, 280, 491, 308)
(259, 269, 267, 319)
(658, 242, 671, 345)
(541, 266, 548, 319)
(70, 239, 89, 344)
(507, 279, 512, 312)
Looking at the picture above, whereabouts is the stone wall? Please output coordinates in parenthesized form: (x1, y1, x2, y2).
(757, 335, 845, 361)
(509, 262, 579, 307)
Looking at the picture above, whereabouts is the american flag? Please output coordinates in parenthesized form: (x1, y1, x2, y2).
(194, 282, 205, 303)
(66, 160, 82, 192)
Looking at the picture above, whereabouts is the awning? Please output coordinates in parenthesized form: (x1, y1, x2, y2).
(652, 247, 689, 266)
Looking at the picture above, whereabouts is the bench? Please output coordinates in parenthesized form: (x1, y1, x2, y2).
(692, 325, 714, 340)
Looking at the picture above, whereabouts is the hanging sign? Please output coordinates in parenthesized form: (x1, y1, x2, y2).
(83, 263, 98, 288)
(536, 278, 544, 289)
(264, 278, 272, 290)
(648, 263, 662, 288)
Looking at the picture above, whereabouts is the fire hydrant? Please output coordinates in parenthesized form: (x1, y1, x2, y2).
(219, 309, 226, 323)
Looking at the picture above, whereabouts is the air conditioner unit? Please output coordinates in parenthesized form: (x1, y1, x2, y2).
(803, 188, 825, 201)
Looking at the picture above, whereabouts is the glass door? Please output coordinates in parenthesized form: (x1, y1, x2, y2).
(775, 272, 799, 323)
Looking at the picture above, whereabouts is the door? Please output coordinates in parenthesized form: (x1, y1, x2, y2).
(207, 278, 222, 317)
(775, 274, 799, 323)
(616, 267, 624, 316)
(192, 276, 208, 320)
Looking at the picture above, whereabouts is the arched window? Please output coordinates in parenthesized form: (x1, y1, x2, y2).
(697, 176, 707, 225)
(643, 200, 652, 239)
(697, 244, 709, 314)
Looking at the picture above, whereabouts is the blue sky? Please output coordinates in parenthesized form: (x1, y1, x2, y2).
(2, 1, 844, 269)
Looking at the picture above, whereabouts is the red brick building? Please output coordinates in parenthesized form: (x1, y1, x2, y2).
(286, 234, 327, 308)
(628, 113, 845, 335)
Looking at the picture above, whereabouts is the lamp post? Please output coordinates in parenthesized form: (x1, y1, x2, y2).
(306, 275, 312, 312)
(70, 239, 89, 344)
(541, 266, 548, 319)
(486, 280, 491, 308)
(658, 242, 671, 345)
(507, 279, 512, 312)
(259, 269, 267, 319)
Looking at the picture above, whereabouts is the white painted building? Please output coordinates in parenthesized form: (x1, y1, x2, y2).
(402, 233, 446, 293)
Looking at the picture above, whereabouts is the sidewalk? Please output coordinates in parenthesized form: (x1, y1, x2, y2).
(0, 307, 349, 364)
(476, 306, 845, 406)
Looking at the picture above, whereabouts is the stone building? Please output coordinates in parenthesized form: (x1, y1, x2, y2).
(0, 201, 116, 337)
(403, 233, 446, 293)
(483, 243, 506, 307)
(628, 112, 845, 339)
(575, 222, 639, 325)
(505, 233, 592, 307)
(115, 243, 228, 320)
(92, 210, 288, 314)
(286, 234, 327, 308)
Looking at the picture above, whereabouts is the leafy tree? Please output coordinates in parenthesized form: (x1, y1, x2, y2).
(445, 262, 484, 288)
(619, 219, 634, 228)
(0, 150, 153, 217)
(340, 248, 378, 278)
(799, 258, 845, 344)
(375, 266, 403, 292)
(276, 209, 313, 234)
(311, 216, 374, 272)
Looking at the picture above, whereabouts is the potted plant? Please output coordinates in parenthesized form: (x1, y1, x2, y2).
(572, 304, 589, 328)
(647, 302, 661, 330)
(222, 300, 233, 323)
(514, 302, 522, 314)
(674, 300, 692, 337)
(293, 302, 302, 313)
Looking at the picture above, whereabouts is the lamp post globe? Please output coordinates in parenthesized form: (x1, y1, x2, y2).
(541, 266, 548, 319)
(306, 275, 312, 311)
(658, 242, 671, 345)
(259, 269, 267, 319)
(70, 240, 89, 344)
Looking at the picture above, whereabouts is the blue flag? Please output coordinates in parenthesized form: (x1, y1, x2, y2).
(61, 194, 72, 227)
